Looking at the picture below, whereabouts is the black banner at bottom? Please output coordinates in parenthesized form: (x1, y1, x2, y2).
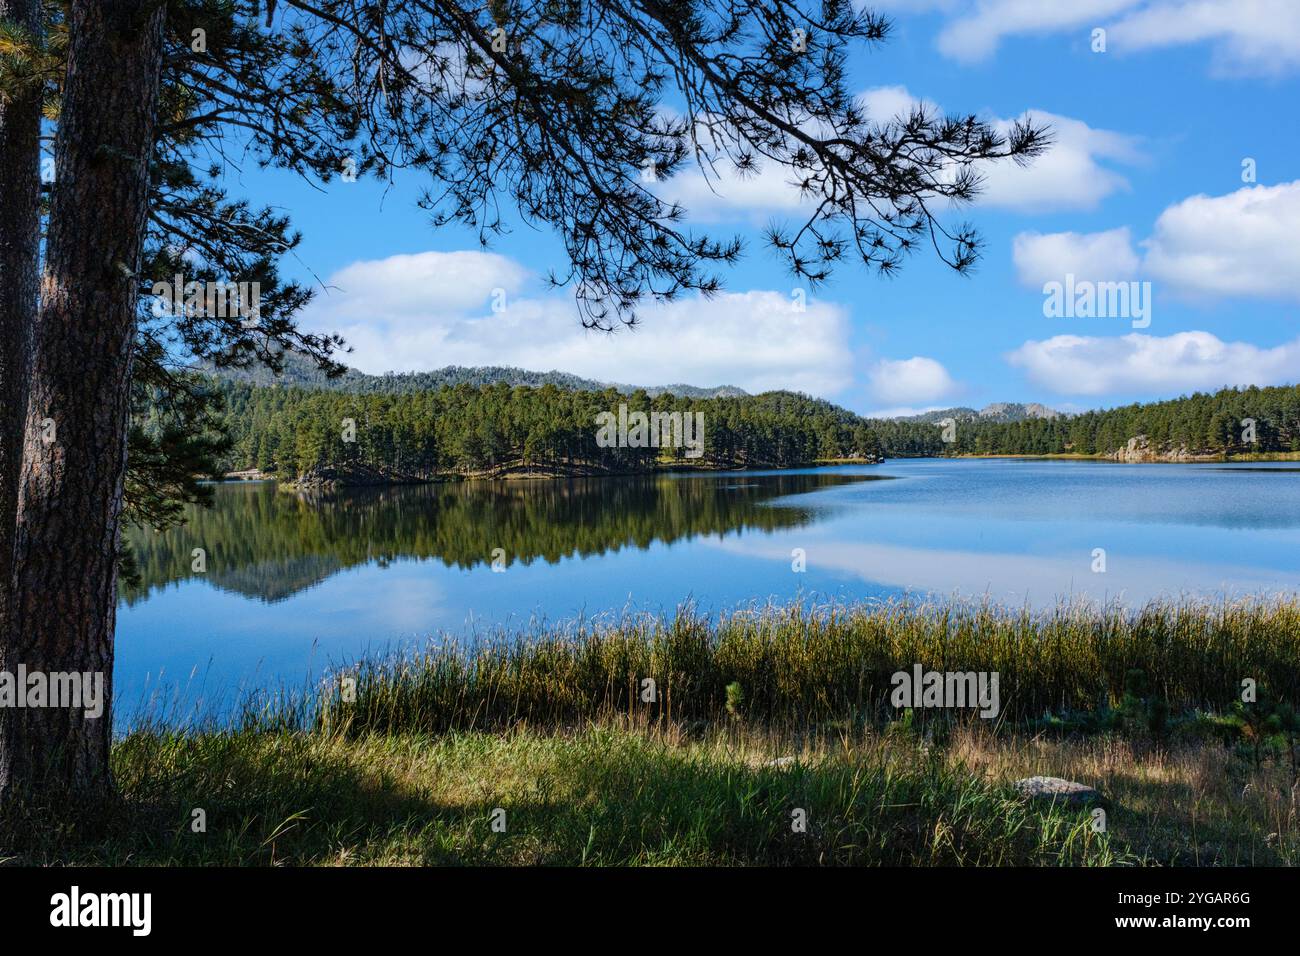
(0, 865, 1278, 941)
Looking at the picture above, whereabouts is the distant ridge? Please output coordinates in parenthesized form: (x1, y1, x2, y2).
(202, 351, 747, 399)
(886, 402, 1063, 424)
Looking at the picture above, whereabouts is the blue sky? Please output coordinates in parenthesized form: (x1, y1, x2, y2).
(234, 1, 1300, 416)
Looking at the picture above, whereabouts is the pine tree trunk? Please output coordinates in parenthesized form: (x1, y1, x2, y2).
(0, 0, 44, 796)
(4, 0, 164, 799)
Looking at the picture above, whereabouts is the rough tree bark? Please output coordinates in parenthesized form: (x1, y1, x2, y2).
(4, 0, 165, 798)
(0, 0, 44, 796)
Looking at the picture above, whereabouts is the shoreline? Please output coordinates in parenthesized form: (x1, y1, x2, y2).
(10, 596, 1297, 866)
(893, 451, 1300, 463)
(221, 451, 1300, 486)
(220, 456, 886, 489)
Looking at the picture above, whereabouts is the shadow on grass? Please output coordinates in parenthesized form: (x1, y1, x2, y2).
(0, 728, 1204, 867)
(1099, 771, 1290, 866)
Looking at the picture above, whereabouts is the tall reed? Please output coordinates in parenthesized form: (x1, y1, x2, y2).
(315, 596, 1300, 736)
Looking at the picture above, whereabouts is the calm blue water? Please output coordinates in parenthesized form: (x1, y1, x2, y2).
(115, 458, 1300, 721)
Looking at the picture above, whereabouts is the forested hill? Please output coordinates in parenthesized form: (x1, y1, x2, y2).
(870, 384, 1300, 459)
(209, 379, 882, 484)
(201, 352, 746, 399)
(186, 370, 1300, 487)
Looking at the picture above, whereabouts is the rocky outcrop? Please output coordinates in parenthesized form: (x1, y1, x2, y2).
(979, 402, 1061, 422)
(284, 464, 429, 492)
(222, 468, 273, 481)
(1107, 435, 1221, 463)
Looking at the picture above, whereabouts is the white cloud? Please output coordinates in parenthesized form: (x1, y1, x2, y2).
(880, 98, 1140, 213)
(1109, 0, 1300, 75)
(911, 0, 1300, 75)
(658, 160, 807, 222)
(321, 251, 532, 321)
(866, 356, 960, 405)
(1143, 182, 1300, 301)
(656, 91, 1137, 218)
(863, 404, 956, 420)
(1015, 181, 1300, 303)
(649, 108, 814, 222)
(1012, 227, 1139, 287)
(935, 0, 1139, 63)
(1006, 331, 1300, 395)
(303, 251, 855, 395)
(978, 112, 1140, 212)
(857, 85, 937, 124)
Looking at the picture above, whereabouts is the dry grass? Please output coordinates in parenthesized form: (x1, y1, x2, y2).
(947, 724, 1299, 865)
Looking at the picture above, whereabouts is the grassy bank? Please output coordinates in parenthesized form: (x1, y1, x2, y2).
(4, 599, 1298, 866)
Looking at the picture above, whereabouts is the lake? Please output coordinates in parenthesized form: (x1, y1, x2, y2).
(115, 458, 1300, 721)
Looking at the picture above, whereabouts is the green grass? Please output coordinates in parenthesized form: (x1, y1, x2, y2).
(3, 725, 1123, 866)
(3, 597, 1297, 866)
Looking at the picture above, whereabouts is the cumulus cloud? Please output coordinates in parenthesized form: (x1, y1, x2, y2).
(889, 99, 1140, 213)
(656, 160, 807, 223)
(302, 251, 855, 395)
(654, 91, 1137, 218)
(934, 0, 1139, 62)
(321, 251, 532, 320)
(866, 356, 960, 405)
(1006, 331, 1300, 395)
(1013, 182, 1300, 302)
(909, 0, 1300, 75)
(648, 107, 812, 222)
(1109, 0, 1300, 75)
(1143, 181, 1300, 300)
(1012, 227, 1140, 287)
(978, 112, 1141, 212)
(856, 85, 938, 123)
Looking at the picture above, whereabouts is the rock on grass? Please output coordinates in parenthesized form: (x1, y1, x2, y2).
(1014, 776, 1105, 809)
